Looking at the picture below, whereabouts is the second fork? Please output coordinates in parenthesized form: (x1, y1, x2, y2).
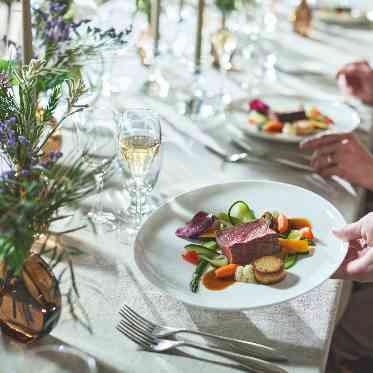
(120, 305, 287, 362)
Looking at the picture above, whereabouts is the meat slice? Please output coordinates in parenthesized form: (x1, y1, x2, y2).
(176, 211, 215, 239)
(216, 219, 280, 265)
(274, 110, 307, 123)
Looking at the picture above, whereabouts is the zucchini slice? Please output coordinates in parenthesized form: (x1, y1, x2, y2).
(228, 200, 256, 225)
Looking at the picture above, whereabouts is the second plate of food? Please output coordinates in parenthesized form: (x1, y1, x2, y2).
(135, 180, 347, 311)
(228, 95, 360, 144)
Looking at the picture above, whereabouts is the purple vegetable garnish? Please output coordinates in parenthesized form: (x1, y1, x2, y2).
(249, 99, 270, 115)
(176, 211, 215, 239)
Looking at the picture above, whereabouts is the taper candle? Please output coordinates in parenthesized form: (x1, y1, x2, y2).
(178, 0, 185, 22)
(195, 0, 205, 74)
(152, 0, 161, 57)
(22, 0, 33, 64)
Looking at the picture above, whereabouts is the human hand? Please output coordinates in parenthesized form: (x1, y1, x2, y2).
(333, 213, 373, 282)
(337, 60, 373, 106)
(300, 133, 373, 190)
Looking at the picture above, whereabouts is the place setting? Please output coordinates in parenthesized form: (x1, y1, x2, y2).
(2, 0, 373, 372)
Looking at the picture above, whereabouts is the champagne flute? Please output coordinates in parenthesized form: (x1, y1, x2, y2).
(117, 109, 161, 228)
(75, 106, 119, 229)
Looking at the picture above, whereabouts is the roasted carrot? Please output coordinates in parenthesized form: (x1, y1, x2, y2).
(277, 214, 289, 233)
(263, 121, 284, 133)
(215, 264, 239, 279)
(288, 217, 312, 229)
(300, 227, 314, 240)
(279, 238, 309, 254)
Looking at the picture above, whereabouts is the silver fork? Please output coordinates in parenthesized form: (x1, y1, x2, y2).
(119, 305, 287, 363)
(117, 318, 288, 373)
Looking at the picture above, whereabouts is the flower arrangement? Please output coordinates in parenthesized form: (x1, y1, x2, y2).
(0, 59, 100, 335)
(31, 0, 131, 90)
(0, 0, 131, 91)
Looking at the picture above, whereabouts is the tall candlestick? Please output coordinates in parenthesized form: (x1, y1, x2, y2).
(178, 0, 185, 22)
(152, 0, 161, 57)
(195, 0, 205, 74)
(22, 0, 33, 64)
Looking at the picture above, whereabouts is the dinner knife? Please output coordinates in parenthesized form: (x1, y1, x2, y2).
(231, 137, 314, 173)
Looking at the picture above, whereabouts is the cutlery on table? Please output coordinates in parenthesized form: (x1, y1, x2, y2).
(228, 127, 312, 163)
(274, 63, 333, 78)
(119, 305, 287, 363)
(231, 137, 314, 173)
(117, 317, 288, 373)
(161, 112, 311, 172)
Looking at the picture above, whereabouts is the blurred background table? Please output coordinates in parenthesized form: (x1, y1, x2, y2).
(1, 0, 373, 372)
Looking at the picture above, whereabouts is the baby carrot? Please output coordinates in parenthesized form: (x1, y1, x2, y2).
(215, 264, 239, 279)
(300, 227, 314, 240)
(279, 238, 309, 254)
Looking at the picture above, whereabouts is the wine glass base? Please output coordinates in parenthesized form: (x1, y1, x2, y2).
(117, 195, 161, 244)
(179, 93, 230, 122)
(87, 211, 118, 232)
(141, 70, 170, 98)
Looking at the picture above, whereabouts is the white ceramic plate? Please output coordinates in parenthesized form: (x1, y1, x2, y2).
(229, 95, 360, 144)
(135, 180, 348, 311)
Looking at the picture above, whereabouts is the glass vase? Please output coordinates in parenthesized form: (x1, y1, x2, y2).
(0, 253, 62, 343)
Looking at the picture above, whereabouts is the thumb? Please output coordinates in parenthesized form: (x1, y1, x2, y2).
(333, 221, 362, 242)
(346, 249, 373, 275)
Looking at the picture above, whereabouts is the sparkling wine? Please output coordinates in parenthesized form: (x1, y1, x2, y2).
(120, 135, 160, 178)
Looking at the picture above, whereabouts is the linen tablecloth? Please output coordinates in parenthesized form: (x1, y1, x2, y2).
(2, 1, 373, 372)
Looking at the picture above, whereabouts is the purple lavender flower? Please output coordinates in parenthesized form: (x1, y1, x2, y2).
(49, 151, 63, 162)
(0, 73, 10, 90)
(18, 136, 30, 145)
(7, 129, 16, 146)
(45, 16, 71, 43)
(0, 170, 15, 180)
(49, 2, 66, 14)
(20, 169, 31, 177)
(6, 117, 16, 126)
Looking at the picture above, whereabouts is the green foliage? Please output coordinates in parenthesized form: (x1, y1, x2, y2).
(136, 0, 152, 24)
(0, 59, 98, 331)
(0, 155, 97, 275)
(215, 0, 236, 13)
(0, 60, 86, 170)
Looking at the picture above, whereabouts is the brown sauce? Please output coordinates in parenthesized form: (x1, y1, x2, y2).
(202, 270, 236, 291)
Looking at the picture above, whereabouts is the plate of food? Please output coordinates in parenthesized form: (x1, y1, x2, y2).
(315, 7, 372, 26)
(228, 95, 360, 144)
(135, 181, 347, 310)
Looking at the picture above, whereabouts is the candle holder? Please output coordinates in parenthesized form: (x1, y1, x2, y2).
(177, 0, 217, 120)
(140, 0, 171, 98)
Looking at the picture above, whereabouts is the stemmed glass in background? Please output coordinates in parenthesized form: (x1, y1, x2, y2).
(75, 106, 119, 229)
(211, 28, 238, 110)
(117, 109, 161, 231)
(228, 0, 277, 96)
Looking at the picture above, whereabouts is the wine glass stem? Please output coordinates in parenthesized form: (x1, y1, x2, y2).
(93, 172, 104, 218)
(135, 179, 143, 226)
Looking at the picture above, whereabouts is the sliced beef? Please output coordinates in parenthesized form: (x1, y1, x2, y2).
(216, 219, 280, 265)
(272, 110, 307, 123)
(176, 211, 215, 239)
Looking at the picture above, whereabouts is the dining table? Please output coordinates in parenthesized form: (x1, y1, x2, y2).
(2, 0, 373, 372)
